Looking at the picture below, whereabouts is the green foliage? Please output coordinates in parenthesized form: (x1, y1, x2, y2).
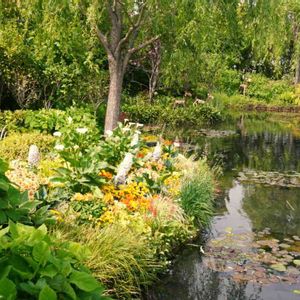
(0, 158, 51, 226)
(123, 96, 224, 126)
(0, 222, 108, 300)
(50, 122, 139, 196)
(0, 107, 98, 134)
(0, 0, 107, 109)
(215, 69, 242, 96)
(0, 133, 55, 161)
(247, 74, 293, 103)
(54, 223, 161, 299)
(179, 160, 214, 226)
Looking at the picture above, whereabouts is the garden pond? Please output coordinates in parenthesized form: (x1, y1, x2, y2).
(146, 113, 300, 300)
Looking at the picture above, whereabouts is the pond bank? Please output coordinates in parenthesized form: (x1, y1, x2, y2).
(145, 113, 300, 300)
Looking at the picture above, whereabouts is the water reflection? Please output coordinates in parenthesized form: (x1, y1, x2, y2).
(146, 115, 300, 300)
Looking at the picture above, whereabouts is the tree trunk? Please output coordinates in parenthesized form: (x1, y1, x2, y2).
(295, 57, 300, 85)
(104, 60, 124, 132)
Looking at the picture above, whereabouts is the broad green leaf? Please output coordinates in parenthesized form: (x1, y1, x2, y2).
(40, 264, 58, 279)
(39, 284, 57, 300)
(33, 241, 51, 263)
(0, 265, 11, 280)
(0, 277, 16, 300)
(69, 271, 100, 292)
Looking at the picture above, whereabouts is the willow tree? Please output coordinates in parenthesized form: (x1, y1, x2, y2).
(88, 0, 164, 132)
(238, 0, 300, 82)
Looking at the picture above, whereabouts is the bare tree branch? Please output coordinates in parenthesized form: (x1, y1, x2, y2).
(95, 25, 114, 58)
(116, 2, 146, 52)
(128, 35, 160, 54)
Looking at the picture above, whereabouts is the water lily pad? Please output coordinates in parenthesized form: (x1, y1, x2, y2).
(279, 243, 290, 249)
(270, 263, 287, 272)
(293, 259, 300, 266)
(293, 290, 300, 295)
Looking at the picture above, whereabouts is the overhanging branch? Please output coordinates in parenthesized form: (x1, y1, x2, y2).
(128, 35, 160, 54)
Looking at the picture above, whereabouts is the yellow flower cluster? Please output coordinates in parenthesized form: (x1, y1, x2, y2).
(101, 182, 151, 212)
(164, 173, 181, 197)
(71, 193, 94, 202)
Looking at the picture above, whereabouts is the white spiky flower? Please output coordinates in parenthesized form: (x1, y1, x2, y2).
(28, 145, 40, 167)
(76, 127, 88, 134)
(130, 131, 140, 147)
(114, 153, 134, 185)
(152, 142, 162, 161)
(55, 144, 65, 151)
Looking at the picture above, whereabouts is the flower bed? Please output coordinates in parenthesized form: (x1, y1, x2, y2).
(1, 117, 215, 299)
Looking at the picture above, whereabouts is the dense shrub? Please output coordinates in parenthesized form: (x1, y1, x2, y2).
(123, 97, 224, 126)
(0, 222, 108, 300)
(247, 74, 293, 103)
(216, 69, 242, 95)
(0, 133, 55, 161)
(0, 107, 98, 135)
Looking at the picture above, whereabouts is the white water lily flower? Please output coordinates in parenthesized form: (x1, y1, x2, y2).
(53, 131, 62, 137)
(114, 153, 134, 185)
(76, 127, 88, 134)
(28, 145, 40, 167)
(55, 144, 65, 151)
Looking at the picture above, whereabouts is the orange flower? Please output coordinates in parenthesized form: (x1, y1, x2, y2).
(137, 152, 146, 158)
(163, 140, 173, 146)
(99, 170, 113, 179)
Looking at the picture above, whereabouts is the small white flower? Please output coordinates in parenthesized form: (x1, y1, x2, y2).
(124, 119, 129, 123)
(137, 123, 144, 128)
(67, 117, 73, 124)
(55, 144, 65, 151)
(53, 131, 62, 137)
(76, 127, 88, 134)
(73, 145, 79, 150)
(105, 130, 113, 137)
(122, 127, 131, 132)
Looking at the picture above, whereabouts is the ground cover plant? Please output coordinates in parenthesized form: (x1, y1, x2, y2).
(0, 112, 215, 299)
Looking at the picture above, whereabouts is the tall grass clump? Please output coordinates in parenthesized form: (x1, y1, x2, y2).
(53, 223, 162, 299)
(176, 155, 214, 225)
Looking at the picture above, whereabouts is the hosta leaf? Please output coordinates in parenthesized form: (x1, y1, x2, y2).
(0, 277, 16, 300)
(69, 271, 100, 292)
(39, 284, 57, 300)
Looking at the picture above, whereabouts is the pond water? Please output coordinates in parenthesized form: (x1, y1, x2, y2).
(146, 113, 300, 300)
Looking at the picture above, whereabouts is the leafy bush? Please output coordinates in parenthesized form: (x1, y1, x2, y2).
(0, 133, 55, 161)
(0, 222, 109, 300)
(247, 74, 293, 103)
(177, 157, 214, 225)
(0, 107, 98, 135)
(123, 98, 224, 126)
(0, 159, 50, 226)
(216, 69, 242, 95)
